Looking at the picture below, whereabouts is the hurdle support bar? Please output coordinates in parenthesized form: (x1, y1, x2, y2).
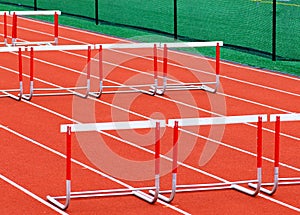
(10, 10, 61, 46)
(47, 126, 72, 210)
(48, 120, 166, 209)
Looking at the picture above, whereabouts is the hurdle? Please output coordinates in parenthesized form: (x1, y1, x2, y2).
(0, 45, 92, 100)
(9, 10, 61, 46)
(89, 43, 159, 98)
(0, 46, 27, 100)
(0, 41, 222, 100)
(152, 41, 222, 95)
(47, 119, 167, 210)
(249, 113, 300, 195)
(150, 114, 267, 202)
(91, 41, 222, 97)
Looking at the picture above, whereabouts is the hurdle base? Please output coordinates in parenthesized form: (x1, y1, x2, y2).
(132, 190, 157, 204)
(47, 195, 69, 210)
(149, 190, 174, 202)
(248, 183, 276, 195)
(149, 86, 164, 95)
(199, 85, 217, 93)
(231, 184, 259, 196)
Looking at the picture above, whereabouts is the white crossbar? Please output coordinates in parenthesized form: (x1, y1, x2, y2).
(0, 46, 26, 52)
(270, 113, 300, 122)
(10, 10, 61, 16)
(168, 114, 268, 127)
(95, 41, 223, 50)
(61, 120, 166, 133)
(0, 41, 223, 53)
(0, 11, 9, 15)
(28, 44, 93, 51)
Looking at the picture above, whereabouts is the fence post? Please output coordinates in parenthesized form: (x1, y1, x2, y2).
(174, 0, 178, 40)
(34, 0, 37, 10)
(272, 0, 276, 61)
(95, 0, 99, 25)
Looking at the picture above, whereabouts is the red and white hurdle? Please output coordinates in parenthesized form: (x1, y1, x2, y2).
(0, 45, 91, 100)
(153, 114, 267, 199)
(6, 10, 61, 46)
(249, 113, 300, 195)
(153, 41, 221, 95)
(47, 120, 167, 210)
(0, 41, 222, 100)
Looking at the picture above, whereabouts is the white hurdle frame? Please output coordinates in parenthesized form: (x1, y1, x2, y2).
(249, 113, 300, 195)
(152, 114, 267, 202)
(47, 120, 166, 210)
(8, 10, 61, 46)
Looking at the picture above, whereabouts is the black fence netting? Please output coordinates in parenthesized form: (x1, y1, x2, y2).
(1, 0, 299, 61)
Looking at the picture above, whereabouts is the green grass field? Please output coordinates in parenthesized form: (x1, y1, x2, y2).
(0, 1, 299, 76)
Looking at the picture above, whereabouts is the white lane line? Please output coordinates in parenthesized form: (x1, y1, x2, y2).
(0, 169, 68, 215)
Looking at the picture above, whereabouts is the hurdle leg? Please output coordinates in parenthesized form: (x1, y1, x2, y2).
(132, 122, 161, 204)
(231, 116, 263, 196)
(89, 45, 103, 98)
(47, 126, 72, 210)
(154, 44, 168, 96)
(22, 47, 34, 101)
(249, 116, 280, 195)
(3, 12, 7, 45)
(54, 12, 59, 45)
(11, 12, 17, 46)
(148, 44, 159, 96)
(70, 46, 91, 99)
(149, 121, 178, 202)
(6, 48, 23, 101)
